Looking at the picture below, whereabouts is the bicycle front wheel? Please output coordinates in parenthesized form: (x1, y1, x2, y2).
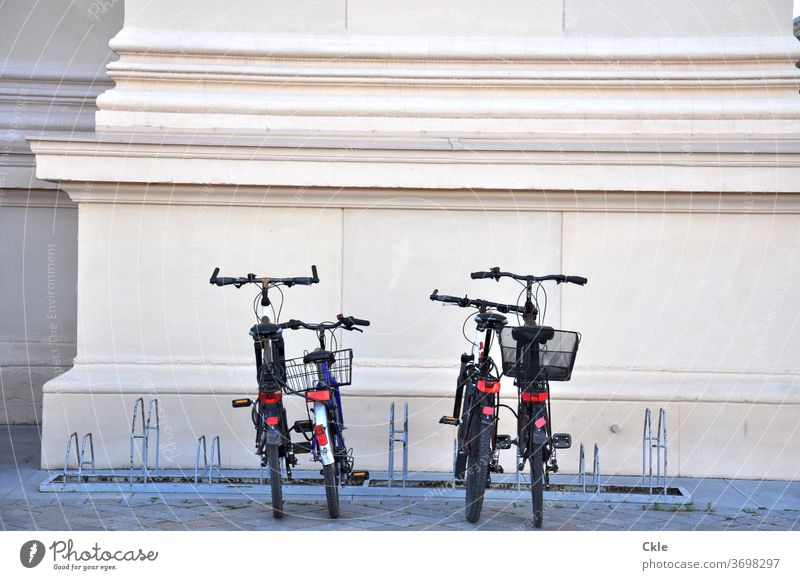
(530, 443, 545, 528)
(267, 443, 284, 519)
(323, 462, 340, 519)
(464, 415, 491, 523)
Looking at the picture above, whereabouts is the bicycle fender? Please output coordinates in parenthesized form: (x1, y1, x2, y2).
(532, 428, 548, 445)
(314, 402, 335, 466)
(266, 427, 281, 446)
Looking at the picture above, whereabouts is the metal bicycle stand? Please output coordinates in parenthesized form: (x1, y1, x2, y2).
(129, 397, 160, 483)
(643, 408, 668, 494)
(388, 402, 409, 488)
(63, 432, 95, 479)
(578, 442, 601, 492)
(194, 435, 222, 484)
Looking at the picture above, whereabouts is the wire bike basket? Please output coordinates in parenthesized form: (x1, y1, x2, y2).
(282, 348, 353, 394)
(498, 326, 580, 382)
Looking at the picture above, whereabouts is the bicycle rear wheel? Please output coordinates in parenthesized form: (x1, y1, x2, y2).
(267, 443, 284, 519)
(530, 443, 545, 528)
(464, 414, 491, 523)
(323, 462, 340, 518)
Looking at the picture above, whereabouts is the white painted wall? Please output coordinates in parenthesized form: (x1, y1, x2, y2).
(22, 0, 800, 480)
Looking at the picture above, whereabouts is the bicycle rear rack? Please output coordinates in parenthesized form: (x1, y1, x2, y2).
(643, 408, 668, 494)
(129, 397, 160, 482)
(387, 402, 409, 488)
(63, 432, 95, 479)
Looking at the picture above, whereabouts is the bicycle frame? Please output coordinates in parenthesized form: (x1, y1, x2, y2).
(252, 327, 296, 476)
(454, 313, 503, 472)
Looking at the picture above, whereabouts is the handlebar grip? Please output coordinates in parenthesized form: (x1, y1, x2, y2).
(210, 267, 220, 285)
(430, 289, 440, 300)
(566, 276, 588, 286)
(470, 271, 493, 279)
(349, 317, 370, 327)
(311, 265, 319, 283)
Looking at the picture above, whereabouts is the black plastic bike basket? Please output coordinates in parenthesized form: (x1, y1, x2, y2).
(498, 326, 580, 382)
(282, 348, 353, 394)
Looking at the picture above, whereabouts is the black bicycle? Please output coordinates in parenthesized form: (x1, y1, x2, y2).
(210, 265, 319, 518)
(432, 267, 587, 526)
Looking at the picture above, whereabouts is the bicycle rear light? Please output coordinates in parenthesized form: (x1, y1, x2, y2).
(306, 390, 330, 401)
(258, 391, 282, 404)
(477, 379, 501, 393)
(314, 424, 328, 446)
(521, 392, 549, 403)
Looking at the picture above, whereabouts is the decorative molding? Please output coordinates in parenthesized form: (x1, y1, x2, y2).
(28, 131, 800, 197)
(0, 188, 77, 209)
(97, 31, 800, 132)
(1, 67, 112, 189)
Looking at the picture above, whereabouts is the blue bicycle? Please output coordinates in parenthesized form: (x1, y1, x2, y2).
(280, 315, 370, 518)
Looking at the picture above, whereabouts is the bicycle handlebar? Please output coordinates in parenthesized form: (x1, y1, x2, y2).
(280, 314, 371, 332)
(209, 265, 319, 288)
(470, 267, 587, 286)
(430, 289, 525, 314)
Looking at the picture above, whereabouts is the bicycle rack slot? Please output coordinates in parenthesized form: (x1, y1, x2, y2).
(129, 397, 160, 483)
(388, 402, 409, 488)
(578, 442, 601, 492)
(63, 432, 96, 480)
(643, 408, 668, 495)
(194, 435, 222, 484)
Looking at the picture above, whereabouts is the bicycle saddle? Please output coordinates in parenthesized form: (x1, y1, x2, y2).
(475, 312, 508, 331)
(303, 349, 336, 365)
(250, 322, 282, 337)
(512, 325, 555, 344)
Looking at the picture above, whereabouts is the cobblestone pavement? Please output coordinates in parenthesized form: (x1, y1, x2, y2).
(2, 426, 799, 531)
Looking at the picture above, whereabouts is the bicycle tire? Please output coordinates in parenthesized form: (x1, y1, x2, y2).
(323, 462, 340, 519)
(267, 443, 284, 519)
(464, 413, 491, 523)
(530, 442, 545, 528)
(454, 395, 470, 481)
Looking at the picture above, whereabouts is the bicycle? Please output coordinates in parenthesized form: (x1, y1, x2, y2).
(209, 265, 319, 518)
(431, 267, 587, 526)
(279, 315, 371, 518)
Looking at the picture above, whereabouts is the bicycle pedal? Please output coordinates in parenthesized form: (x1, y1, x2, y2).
(496, 434, 512, 450)
(348, 470, 370, 482)
(552, 433, 572, 449)
(231, 398, 252, 408)
(292, 419, 314, 434)
(292, 441, 312, 454)
(439, 415, 460, 426)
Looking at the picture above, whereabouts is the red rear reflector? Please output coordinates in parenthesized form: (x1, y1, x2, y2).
(259, 391, 282, 404)
(477, 379, 501, 393)
(534, 417, 547, 429)
(482, 406, 494, 415)
(522, 392, 548, 402)
(306, 390, 330, 401)
(314, 424, 328, 446)
(266, 416, 279, 426)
